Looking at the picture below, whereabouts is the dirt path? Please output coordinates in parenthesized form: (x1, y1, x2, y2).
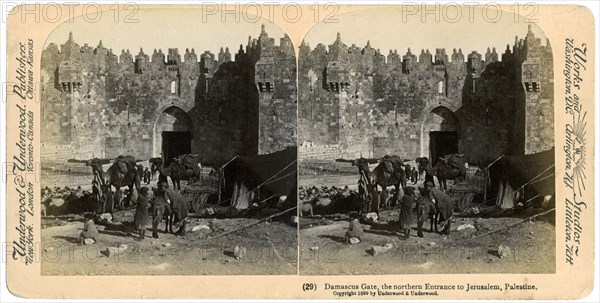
(299, 209, 555, 275)
(41, 209, 297, 275)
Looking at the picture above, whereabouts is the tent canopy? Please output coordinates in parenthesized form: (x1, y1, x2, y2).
(487, 148, 555, 199)
(223, 147, 297, 199)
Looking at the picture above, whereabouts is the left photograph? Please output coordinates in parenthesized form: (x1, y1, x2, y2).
(39, 8, 298, 275)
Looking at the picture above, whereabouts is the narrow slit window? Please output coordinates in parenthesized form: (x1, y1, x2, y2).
(170, 81, 176, 94)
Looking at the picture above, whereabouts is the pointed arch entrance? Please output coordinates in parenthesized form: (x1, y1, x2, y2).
(153, 106, 193, 165)
(421, 106, 460, 165)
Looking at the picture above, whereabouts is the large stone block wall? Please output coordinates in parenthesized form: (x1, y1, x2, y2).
(298, 27, 553, 163)
(41, 28, 297, 165)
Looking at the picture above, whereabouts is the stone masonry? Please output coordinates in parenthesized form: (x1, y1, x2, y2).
(41, 26, 297, 164)
(298, 26, 553, 163)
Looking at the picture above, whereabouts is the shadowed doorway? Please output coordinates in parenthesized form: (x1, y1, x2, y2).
(154, 106, 193, 165)
(421, 106, 460, 164)
(162, 131, 191, 166)
(429, 131, 458, 165)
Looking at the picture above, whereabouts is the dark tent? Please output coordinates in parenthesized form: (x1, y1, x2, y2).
(223, 147, 297, 210)
(487, 148, 555, 209)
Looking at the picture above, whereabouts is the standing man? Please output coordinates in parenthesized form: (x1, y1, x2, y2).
(412, 167, 419, 183)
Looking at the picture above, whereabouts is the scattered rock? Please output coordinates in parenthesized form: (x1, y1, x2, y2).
(233, 245, 247, 260)
(347, 237, 360, 244)
(118, 244, 128, 250)
(428, 242, 437, 247)
(497, 245, 511, 259)
(368, 243, 393, 256)
(191, 224, 211, 232)
(83, 238, 96, 245)
(309, 246, 319, 251)
(163, 243, 172, 248)
(149, 263, 170, 271)
(101, 247, 121, 257)
(98, 213, 113, 223)
(414, 261, 434, 269)
(456, 224, 475, 231)
(362, 212, 378, 223)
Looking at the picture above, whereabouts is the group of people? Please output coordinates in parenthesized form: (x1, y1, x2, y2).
(396, 181, 454, 239)
(80, 180, 186, 243)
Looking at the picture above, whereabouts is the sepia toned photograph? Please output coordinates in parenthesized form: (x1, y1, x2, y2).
(38, 9, 298, 275)
(3, 2, 596, 300)
(297, 8, 556, 275)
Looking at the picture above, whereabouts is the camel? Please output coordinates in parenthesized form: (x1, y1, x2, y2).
(336, 157, 376, 214)
(415, 155, 467, 191)
(149, 155, 201, 191)
(174, 154, 201, 185)
(149, 157, 180, 190)
(86, 157, 141, 208)
(351, 156, 409, 210)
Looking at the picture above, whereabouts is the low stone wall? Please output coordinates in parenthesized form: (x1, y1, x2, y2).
(41, 144, 74, 162)
(299, 143, 341, 160)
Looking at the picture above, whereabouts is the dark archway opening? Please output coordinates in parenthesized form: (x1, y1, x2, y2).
(421, 106, 460, 163)
(429, 131, 458, 165)
(162, 131, 191, 166)
(154, 106, 193, 165)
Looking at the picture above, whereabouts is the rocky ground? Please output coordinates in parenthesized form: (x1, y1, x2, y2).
(298, 163, 556, 275)
(40, 165, 297, 276)
(41, 208, 297, 275)
(298, 209, 555, 275)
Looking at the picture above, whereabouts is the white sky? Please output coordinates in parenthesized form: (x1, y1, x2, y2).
(44, 8, 287, 57)
(44, 6, 549, 61)
(303, 6, 549, 60)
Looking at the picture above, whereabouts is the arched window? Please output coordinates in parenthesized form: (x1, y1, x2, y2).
(437, 81, 444, 94)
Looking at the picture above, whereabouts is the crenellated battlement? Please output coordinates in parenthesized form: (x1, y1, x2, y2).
(44, 26, 294, 71)
(300, 28, 551, 73)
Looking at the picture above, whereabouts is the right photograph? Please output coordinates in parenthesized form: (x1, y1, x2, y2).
(297, 8, 555, 275)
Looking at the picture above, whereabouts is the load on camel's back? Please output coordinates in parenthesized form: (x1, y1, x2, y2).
(415, 154, 467, 191)
(149, 154, 201, 191)
(114, 155, 141, 176)
(337, 155, 410, 213)
(86, 155, 142, 208)
(364, 155, 409, 208)
(175, 154, 201, 183)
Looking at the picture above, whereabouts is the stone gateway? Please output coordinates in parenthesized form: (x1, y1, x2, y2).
(41, 25, 297, 164)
